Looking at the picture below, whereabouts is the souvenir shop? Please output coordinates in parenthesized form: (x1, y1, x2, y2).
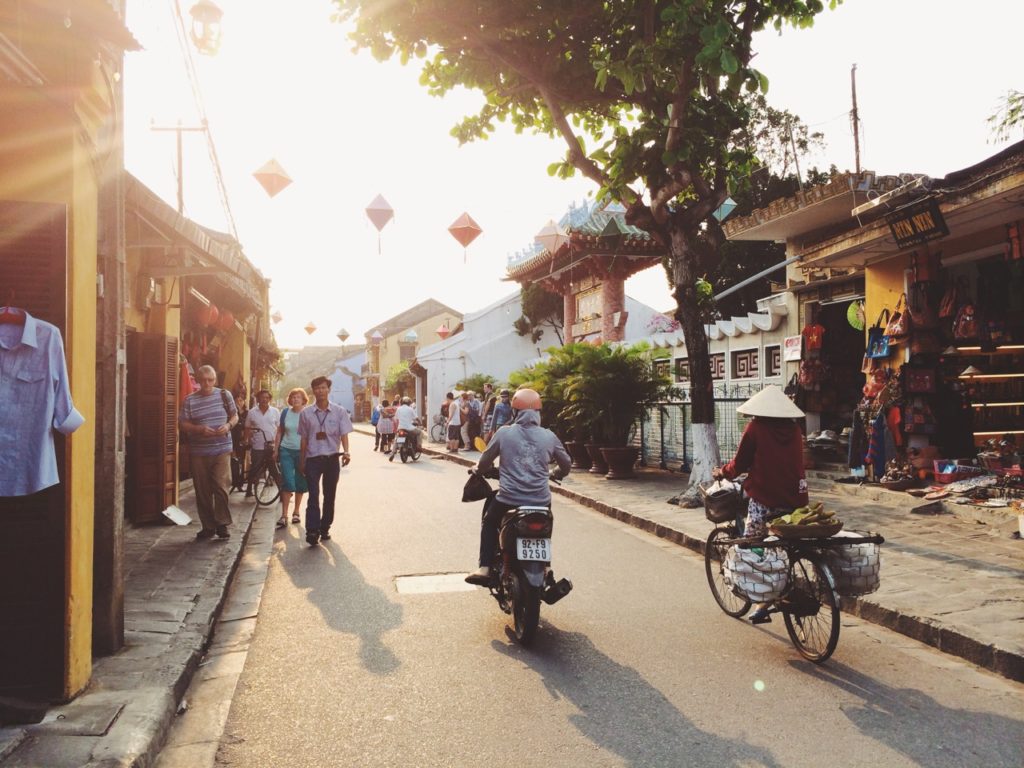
(847, 234, 1023, 491)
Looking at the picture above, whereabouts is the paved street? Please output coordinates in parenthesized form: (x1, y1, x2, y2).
(202, 432, 1023, 768)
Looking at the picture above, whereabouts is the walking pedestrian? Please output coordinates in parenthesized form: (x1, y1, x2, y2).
(179, 365, 238, 540)
(243, 389, 281, 498)
(298, 376, 353, 546)
(377, 397, 396, 454)
(274, 387, 309, 529)
(370, 400, 382, 451)
(486, 388, 513, 442)
(445, 391, 461, 453)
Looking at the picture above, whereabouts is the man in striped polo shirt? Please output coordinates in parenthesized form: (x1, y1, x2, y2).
(179, 364, 239, 540)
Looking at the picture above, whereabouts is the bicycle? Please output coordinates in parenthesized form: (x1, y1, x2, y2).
(701, 483, 883, 663)
(247, 429, 282, 507)
(429, 413, 446, 444)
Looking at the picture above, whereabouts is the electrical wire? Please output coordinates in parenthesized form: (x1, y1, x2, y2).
(168, 0, 240, 243)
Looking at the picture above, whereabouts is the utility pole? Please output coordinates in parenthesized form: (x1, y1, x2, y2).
(850, 64, 861, 174)
(787, 119, 804, 192)
(150, 120, 208, 214)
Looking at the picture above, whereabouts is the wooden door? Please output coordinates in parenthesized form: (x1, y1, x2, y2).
(0, 200, 68, 699)
(126, 333, 179, 524)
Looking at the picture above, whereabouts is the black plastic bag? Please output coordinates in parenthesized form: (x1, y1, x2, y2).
(462, 471, 493, 503)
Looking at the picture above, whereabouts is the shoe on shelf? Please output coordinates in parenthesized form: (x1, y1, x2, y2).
(464, 566, 491, 586)
(215, 525, 230, 540)
(306, 531, 320, 546)
(749, 606, 772, 625)
(195, 528, 215, 540)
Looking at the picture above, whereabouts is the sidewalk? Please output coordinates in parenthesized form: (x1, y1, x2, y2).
(396, 428, 1024, 683)
(0, 489, 258, 767)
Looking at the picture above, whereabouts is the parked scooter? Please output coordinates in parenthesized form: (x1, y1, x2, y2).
(464, 468, 572, 646)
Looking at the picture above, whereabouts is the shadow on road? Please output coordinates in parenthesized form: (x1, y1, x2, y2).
(493, 624, 783, 768)
(279, 532, 403, 676)
(791, 660, 1024, 766)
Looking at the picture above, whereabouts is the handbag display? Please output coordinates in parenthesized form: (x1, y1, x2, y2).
(867, 308, 891, 359)
(939, 276, 967, 319)
(903, 366, 937, 394)
(909, 329, 942, 357)
(908, 281, 939, 330)
(884, 293, 910, 342)
(953, 303, 979, 340)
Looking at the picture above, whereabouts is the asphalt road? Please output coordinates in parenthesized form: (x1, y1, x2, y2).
(216, 432, 1024, 767)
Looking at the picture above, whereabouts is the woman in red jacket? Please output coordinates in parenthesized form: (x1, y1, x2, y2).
(714, 385, 808, 623)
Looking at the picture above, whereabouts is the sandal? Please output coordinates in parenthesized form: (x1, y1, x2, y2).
(276, 517, 287, 529)
(291, 514, 301, 524)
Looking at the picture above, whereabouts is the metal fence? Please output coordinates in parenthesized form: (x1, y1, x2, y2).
(634, 385, 760, 470)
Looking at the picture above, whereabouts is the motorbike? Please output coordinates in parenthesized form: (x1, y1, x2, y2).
(466, 468, 573, 646)
(390, 424, 422, 463)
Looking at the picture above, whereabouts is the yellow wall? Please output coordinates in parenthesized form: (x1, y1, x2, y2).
(377, 310, 459, 374)
(220, 324, 250, 395)
(864, 253, 911, 372)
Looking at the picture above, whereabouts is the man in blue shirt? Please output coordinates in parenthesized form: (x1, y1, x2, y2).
(179, 365, 238, 540)
(299, 376, 353, 546)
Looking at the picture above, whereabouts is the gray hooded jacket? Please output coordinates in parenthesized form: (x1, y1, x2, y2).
(476, 409, 572, 506)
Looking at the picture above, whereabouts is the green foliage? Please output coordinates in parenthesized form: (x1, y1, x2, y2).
(562, 343, 678, 446)
(514, 282, 564, 344)
(989, 89, 1024, 143)
(455, 372, 499, 395)
(384, 361, 413, 394)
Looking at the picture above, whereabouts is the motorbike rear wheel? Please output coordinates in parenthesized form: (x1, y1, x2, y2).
(400, 443, 410, 463)
(511, 573, 541, 646)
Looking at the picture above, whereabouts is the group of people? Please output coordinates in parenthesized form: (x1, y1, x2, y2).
(181, 372, 353, 547)
(443, 383, 513, 453)
(371, 396, 422, 459)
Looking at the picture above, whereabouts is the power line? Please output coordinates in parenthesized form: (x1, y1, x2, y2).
(168, 0, 240, 242)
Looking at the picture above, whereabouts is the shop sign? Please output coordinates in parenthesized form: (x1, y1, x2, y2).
(783, 335, 803, 362)
(571, 317, 599, 337)
(886, 198, 949, 249)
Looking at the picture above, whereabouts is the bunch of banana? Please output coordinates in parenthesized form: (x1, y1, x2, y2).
(770, 501, 839, 526)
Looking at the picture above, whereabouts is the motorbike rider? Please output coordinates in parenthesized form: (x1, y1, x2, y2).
(391, 396, 421, 461)
(465, 388, 572, 585)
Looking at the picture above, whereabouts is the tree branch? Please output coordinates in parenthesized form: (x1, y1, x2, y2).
(538, 85, 610, 189)
(664, 58, 693, 155)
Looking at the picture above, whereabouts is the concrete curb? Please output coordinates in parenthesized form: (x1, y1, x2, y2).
(386, 428, 1024, 683)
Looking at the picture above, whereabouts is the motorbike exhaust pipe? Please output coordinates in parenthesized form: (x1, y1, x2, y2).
(541, 578, 573, 605)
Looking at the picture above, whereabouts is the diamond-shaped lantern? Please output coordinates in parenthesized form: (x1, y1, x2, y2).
(403, 329, 418, 343)
(448, 212, 482, 263)
(712, 196, 738, 222)
(365, 194, 394, 255)
(304, 321, 317, 335)
(253, 159, 293, 198)
(534, 218, 569, 256)
(337, 328, 350, 343)
(436, 323, 451, 340)
(371, 330, 384, 345)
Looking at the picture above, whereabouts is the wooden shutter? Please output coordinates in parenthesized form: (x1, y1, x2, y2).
(0, 200, 68, 699)
(126, 333, 179, 524)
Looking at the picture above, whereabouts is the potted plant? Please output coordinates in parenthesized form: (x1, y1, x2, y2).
(563, 343, 677, 479)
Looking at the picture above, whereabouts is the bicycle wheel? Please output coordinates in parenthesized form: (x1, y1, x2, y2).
(254, 465, 281, 506)
(704, 527, 751, 617)
(430, 423, 445, 443)
(782, 556, 840, 663)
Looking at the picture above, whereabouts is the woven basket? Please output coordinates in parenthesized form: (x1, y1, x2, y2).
(769, 520, 844, 539)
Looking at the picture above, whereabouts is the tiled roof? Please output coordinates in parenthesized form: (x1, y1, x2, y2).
(365, 299, 461, 339)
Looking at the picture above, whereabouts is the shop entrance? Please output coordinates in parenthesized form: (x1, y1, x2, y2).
(811, 298, 866, 433)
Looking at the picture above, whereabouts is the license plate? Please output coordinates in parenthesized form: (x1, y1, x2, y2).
(396, 436, 406, 444)
(517, 538, 551, 561)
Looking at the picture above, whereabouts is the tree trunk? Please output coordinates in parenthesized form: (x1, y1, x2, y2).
(669, 227, 721, 506)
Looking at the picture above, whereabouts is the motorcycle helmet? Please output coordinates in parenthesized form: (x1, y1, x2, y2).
(401, 396, 412, 405)
(511, 388, 541, 411)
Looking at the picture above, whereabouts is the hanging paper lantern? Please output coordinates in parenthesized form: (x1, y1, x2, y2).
(216, 309, 235, 332)
(253, 159, 293, 197)
(448, 212, 482, 263)
(436, 323, 451, 340)
(337, 328, 350, 343)
(534, 219, 569, 256)
(207, 304, 219, 328)
(196, 304, 212, 327)
(271, 310, 282, 324)
(365, 194, 394, 255)
(304, 321, 317, 335)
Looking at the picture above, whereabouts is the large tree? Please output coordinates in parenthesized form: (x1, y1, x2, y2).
(336, 0, 839, 499)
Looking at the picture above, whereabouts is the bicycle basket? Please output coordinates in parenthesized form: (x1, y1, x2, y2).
(699, 479, 745, 524)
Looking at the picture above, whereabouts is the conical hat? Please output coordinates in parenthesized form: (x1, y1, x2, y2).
(736, 384, 805, 418)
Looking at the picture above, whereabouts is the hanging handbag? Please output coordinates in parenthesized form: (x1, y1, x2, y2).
(462, 470, 494, 503)
(939, 276, 966, 319)
(866, 308, 891, 359)
(884, 293, 910, 342)
(953, 303, 979, 340)
(908, 281, 939, 330)
(902, 366, 937, 394)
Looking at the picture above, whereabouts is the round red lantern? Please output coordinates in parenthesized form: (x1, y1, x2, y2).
(207, 304, 219, 327)
(196, 304, 212, 327)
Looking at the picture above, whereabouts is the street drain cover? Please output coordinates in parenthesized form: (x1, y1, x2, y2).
(395, 573, 477, 594)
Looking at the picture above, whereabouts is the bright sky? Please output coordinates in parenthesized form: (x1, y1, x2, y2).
(124, 0, 1023, 351)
